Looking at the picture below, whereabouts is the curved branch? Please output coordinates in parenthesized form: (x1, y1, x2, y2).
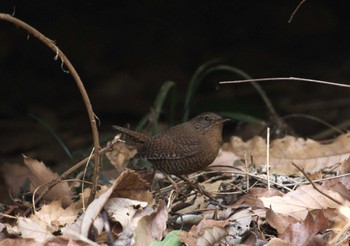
(0, 13, 101, 203)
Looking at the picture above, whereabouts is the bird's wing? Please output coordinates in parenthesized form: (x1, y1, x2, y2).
(137, 133, 201, 160)
(113, 125, 150, 143)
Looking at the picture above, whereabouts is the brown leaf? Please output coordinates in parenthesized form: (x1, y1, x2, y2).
(0, 238, 40, 246)
(223, 133, 350, 175)
(266, 238, 293, 246)
(106, 141, 137, 172)
(1, 163, 29, 196)
(261, 184, 347, 220)
(80, 180, 116, 237)
(233, 187, 283, 207)
(280, 210, 328, 245)
(336, 157, 350, 191)
(135, 201, 168, 246)
(81, 169, 154, 239)
(23, 156, 72, 207)
(17, 217, 54, 242)
(30, 200, 77, 233)
(179, 219, 229, 245)
(104, 197, 148, 228)
(111, 169, 153, 203)
(266, 208, 299, 235)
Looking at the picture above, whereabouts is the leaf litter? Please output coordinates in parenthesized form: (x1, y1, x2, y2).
(1, 133, 350, 245)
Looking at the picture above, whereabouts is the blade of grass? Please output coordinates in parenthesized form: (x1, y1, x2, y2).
(136, 81, 177, 135)
(183, 59, 224, 121)
(151, 80, 176, 135)
(218, 111, 265, 125)
(28, 113, 73, 159)
(184, 62, 280, 121)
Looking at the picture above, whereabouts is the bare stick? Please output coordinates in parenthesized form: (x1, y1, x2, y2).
(266, 127, 270, 190)
(220, 77, 350, 88)
(0, 13, 101, 203)
(288, 0, 307, 23)
(24, 137, 122, 216)
(291, 162, 343, 206)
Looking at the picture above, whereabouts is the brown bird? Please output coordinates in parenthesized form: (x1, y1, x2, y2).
(113, 112, 229, 175)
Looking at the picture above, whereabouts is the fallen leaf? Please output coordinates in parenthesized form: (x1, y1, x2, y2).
(106, 141, 137, 172)
(23, 156, 72, 207)
(1, 163, 29, 196)
(266, 238, 293, 246)
(179, 219, 229, 245)
(135, 201, 168, 246)
(260, 184, 346, 220)
(223, 133, 350, 175)
(0, 238, 40, 246)
(112, 169, 153, 203)
(31, 200, 77, 233)
(233, 187, 283, 207)
(266, 208, 298, 235)
(280, 210, 328, 245)
(104, 197, 148, 228)
(80, 180, 116, 237)
(17, 217, 54, 242)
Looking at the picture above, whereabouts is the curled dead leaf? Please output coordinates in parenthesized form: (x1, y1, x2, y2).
(223, 133, 350, 175)
(23, 156, 72, 207)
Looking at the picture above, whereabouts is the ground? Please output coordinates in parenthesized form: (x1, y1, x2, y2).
(1, 1, 350, 244)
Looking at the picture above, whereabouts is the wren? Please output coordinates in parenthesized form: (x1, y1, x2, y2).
(113, 112, 229, 175)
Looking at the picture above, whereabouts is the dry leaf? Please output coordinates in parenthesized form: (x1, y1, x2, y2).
(81, 169, 152, 239)
(31, 200, 77, 233)
(266, 238, 293, 246)
(1, 163, 29, 196)
(261, 184, 346, 220)
(104, 197, 148, 228)
(106, 141, 137, 172)
(223, 133, 350, 175)
(23, 156, 72, 207)
(80, 181, 116, 237)
(112, 169, 153, 203)
(233, 187, 283, 207)
(266, 208, 299, 235)
(179, 219, 229, 245)
(208, 150, 241, 171)
(280, 210, 328, 245)
(336, 157, 350, 191)
(134, 201, 168, 246)
(17, 217, 54, 242)
(0, 238, 40, 246)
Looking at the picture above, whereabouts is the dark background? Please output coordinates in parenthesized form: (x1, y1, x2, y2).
(1, 1, 350, 165)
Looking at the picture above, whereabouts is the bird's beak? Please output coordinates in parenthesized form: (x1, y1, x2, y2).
(213, 118, 231, 126)
(220, 118, 231, 124)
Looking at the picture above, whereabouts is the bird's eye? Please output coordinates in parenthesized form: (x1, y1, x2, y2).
(204, 116, 211, 121)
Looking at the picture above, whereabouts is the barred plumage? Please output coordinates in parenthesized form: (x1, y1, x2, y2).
(113, 112, 229, 175)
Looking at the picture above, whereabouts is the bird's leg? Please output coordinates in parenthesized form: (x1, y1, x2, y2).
(175, 175, 218, 202)
(166, 175, 188, 200)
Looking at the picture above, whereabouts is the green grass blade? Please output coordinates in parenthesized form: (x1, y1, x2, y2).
(183, 59, 224, 121)
(151, 80, 176, 135)
(136, 81, 177, 135)
(28, 113, 73, 159)
(218, 111, 265, 124)
(183, 62, 279, 121)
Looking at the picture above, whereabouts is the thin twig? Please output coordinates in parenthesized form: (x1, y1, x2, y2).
(244, 153, 249, 191)
(266, 127, 270, 190)
(24, 137, 122, 216)
(283, 172, 350, 187)
(0, 13, 101, 204)
(220, 77, 350, 88)
(291, 162, 343, 205)
(289, 0, 307, 23)
(282, 113, 345, 135)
